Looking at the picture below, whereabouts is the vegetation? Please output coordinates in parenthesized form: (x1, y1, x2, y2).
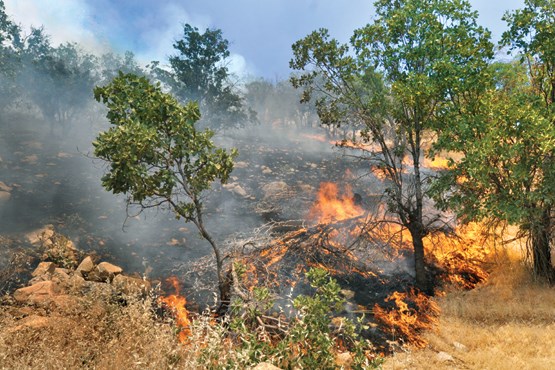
(93, 73, 237, 303)
(151, 24, 254, 130)
(1, 0, 555, 367)
(290, 0, 493, 292)
(432, 0, 555, 282)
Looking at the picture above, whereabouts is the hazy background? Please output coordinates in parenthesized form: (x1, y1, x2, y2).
(4, 0, 525, 79)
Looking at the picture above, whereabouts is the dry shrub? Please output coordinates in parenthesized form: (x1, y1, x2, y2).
(0, 291, 188, 369)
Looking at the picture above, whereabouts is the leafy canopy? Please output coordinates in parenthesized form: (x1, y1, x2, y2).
(93, 72, 237, 222)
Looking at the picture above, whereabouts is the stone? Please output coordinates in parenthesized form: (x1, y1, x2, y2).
(13, 281, 60, 305)
(453, 341, 468, 352)
(436, 351, 454, 362)
(8, 315, 51, 333)
(0, 180, 12, 192)
(340, 289, 355, 300)
(96, 262, 123, 282)
(251, 363, 282, 370)
(0, 190, 10, 202)
(112, 274, 152, 296)
(234, 161, 249, 169)
(51, 268, 70, 284)
(31, 262, 57, 277)
(67, 273, 86, 291)
(261, 166, 272, 174)
(335, 352, 353, 368)
(261, 181, 290, 200)
(26, 225, 55, 245)
(76, 256, 95, 275)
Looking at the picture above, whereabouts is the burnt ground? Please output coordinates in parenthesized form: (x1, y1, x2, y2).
(0, 113, 390, 304)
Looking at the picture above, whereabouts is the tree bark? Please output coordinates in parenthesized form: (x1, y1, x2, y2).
(408, 224, 430, 294)
(530, 207, 554, 283)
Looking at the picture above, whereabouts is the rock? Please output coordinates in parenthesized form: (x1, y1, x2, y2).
(234, 161, 249, 169)
(232, 185, 248, 197)
(8, 315, 51, 333)
(0, 180, 12, 192)
(67, 273, 86, 291)
(96, 262, 123, 282)
(31, 262, 57, 277)
(436, 351, 454, 362)
(112, 274, 152, 296)
(453, 341, 468, 352)
(26, 225, 55, 245)
(261, 181, 290, 200)
(51, 268, 70, 284)
(340, 289, 355, 300)
(261, 165, 272, 174)
(335, 352, 353, 368)
(51, 294, 82, 312)
(251, 363, 282, 370)
(76, 256, 95, 275)
(13, 281, 60, 305)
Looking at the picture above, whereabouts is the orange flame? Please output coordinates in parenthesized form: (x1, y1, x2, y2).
(309, 182, 364, 223)
(158, 277, 191, 343)
(373, 289, 439, 348)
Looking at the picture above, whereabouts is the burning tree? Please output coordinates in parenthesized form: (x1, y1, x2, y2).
(93, 72, 237, 303)
(290, 0, 493, 292)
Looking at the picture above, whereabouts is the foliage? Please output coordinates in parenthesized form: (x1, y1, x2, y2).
(290, 0, 493, 291)
(433, 0, 555, 281)
(220, 267, 381, 369)
(18, 29, 97, 129)
(93, 72, 237, 300)
(0, 0, 21, 111)
(151, 24, 253, 130)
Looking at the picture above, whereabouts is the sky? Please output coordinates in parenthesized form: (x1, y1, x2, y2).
(4, 0, 525, 80)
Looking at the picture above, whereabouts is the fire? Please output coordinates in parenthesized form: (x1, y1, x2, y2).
(158, 277, 191, 343)
(373, 289, 439, 348)
(309, 182, 364, 223)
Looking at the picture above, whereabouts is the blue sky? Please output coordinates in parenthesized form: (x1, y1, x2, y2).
(4, 0, 525, 79)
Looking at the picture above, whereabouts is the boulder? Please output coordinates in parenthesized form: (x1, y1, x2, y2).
(261, 181, 289, 200)
(76, 256, 95, 275)
(31, 262, 57, 277)
(96, 262, 123, 282)
(13, 281, 60, 305)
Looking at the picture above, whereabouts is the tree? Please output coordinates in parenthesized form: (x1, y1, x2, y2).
(433, 0, 555, 282)
(0, 0, 21, 112)
(290, 0, 492, 292)
(20, 28, 97, 131)
(93, 72, 237, 303)
(151, 24, 253, 130)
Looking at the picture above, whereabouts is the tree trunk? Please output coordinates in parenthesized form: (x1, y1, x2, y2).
(408, 225, 430, 294)
(530, 207, 554, 283)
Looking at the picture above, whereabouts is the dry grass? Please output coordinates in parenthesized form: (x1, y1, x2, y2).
(383, 252, 555, 370)
(0, 291, 190, 369)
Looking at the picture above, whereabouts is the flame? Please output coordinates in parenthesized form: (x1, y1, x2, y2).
(158, 277, 191, 343)
(309, 182, 364, 223)
(373, 289, 439, 348)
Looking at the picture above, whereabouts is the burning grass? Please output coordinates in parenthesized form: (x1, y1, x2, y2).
(382, 252, 555, 369)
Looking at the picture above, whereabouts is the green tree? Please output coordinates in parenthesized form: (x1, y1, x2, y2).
(93, 73, 237, 302)
(0, 0, 21, 112)
(20, 28, 97, 132)
(434, 0, 555, 282)
(151, 24, 253, 130)
(290, 0, 493, 292)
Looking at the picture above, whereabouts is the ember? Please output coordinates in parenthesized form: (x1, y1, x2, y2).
(158, 277, 191, 343)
